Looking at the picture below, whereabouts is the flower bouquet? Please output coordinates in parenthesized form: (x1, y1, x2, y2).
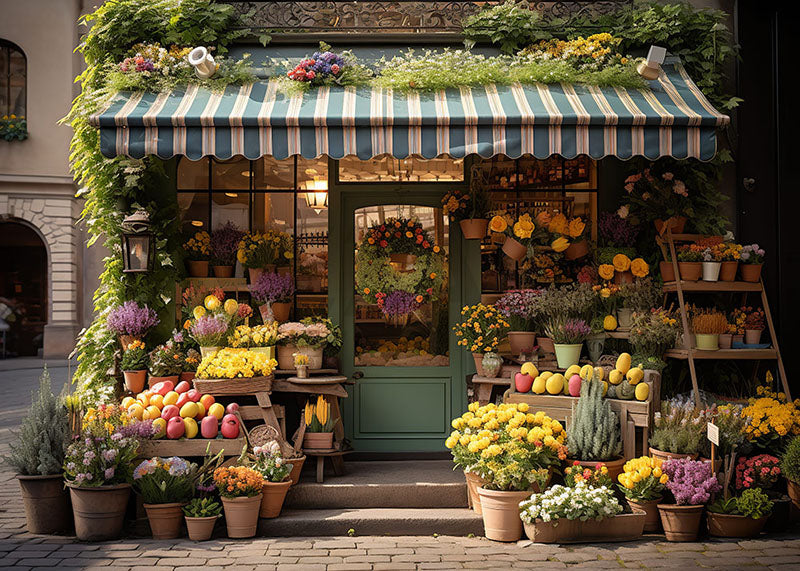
(133, 456, 198, 539)
(183, 230, 211, 277)
(210, 221, 244, 277)
(658, 458, 721, 541)
(213, 465, 264, 538)
(495, 289, 541, 355)
(250, 271, 295, 322)
(107, 301, 160, 350)
(285, 43, 372, 89)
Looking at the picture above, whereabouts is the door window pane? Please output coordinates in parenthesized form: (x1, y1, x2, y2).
(354, 205, 449, 367)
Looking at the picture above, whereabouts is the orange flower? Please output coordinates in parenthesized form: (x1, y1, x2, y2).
(630, 257, 649, 278)
(612, 253, 631, 272)
(598, 264, 615, 280)
(416, 295, 424, 303)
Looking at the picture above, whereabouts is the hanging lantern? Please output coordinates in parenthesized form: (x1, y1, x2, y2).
(120, 210, 155, 273)
(304, 177, 328, 214)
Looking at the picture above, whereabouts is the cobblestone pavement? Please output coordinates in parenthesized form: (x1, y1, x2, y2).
(3, 364, 800, 570)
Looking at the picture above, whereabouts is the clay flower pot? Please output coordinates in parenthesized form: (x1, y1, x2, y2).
(260, 479, 292, 518)
(180, 371, 196, 383)
(286, 456, 306, 486)
(17, 474, 72, 535)
(678, 262, 701, 281)
(569, 457, 626, 483)
(221, 494, 262, 538)
(459, 218, 489, 240)
(248, 267, 265, 284)
(719, 261, 738, 281)
(123, 370, 147, 393)
(147, 374, 179, 389)
(740, 263, 763, 282)
(719, 334, 733, 350)
(613, 270, 634, 285)
(67, 483, 131, 541)
(654, 216, 687, 235)
(464, 471, 487, 514)
(476, 487, 532, 542)
(186, 260, 209, 278)
(707, 512, 768, 538)
(185, 515, 218, 541)
(745, 329, 764, 345)
(144, 502, 185, 539)
(118, 335, 140, 351)
(627, 497, 662, 532)
(213, 265, 234, 278)
(658, 504, 704, 541)
(472, 352, 488, 376)
(649, 447, 698, 463)
(564, 240, 590, 261)
(501, 237, 527, 262)
(788, 479, 800, 509)
(660, 261, 676, 282)
(270, 301, 292, 323)
(507, 331, 536, 356)
(537, 337, 555, 355)
(303, 431, 334, 450)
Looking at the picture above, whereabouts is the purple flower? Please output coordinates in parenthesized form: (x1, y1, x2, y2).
(104, 467, 115, 481)
(598, 211, 639, 248)
(381, 290, 419, 317)
(189, 315, 229, 346)
(210, 221, 244, 266)
(663, 459, 721, 505)
(117, 420, 157, 440)
(107, 301, 160, 336)
(250, 271, 295, 304)
(495, 289, 541, 327)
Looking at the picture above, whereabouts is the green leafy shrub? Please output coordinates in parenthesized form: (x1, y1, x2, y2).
(781, 436, 800, 483)
(121, 341, 148, 371)
(4, 368, 70, 476)
(183, 497, 222, 518)
(463, 0, 548, 53)
(566, 376, 622, 461)
(708, 488, 773, 520)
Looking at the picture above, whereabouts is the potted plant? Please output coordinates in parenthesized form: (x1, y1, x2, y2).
(294, 353, 310, 378)
(442, 176, 490, 240)
(228, 323, 279, 360)
(740, 244, 765, 282)
(535, 284, 597, 356)
(133, 456, 197, 539)
(719, 242, 742, 282)
(183, 231, 211, 277)
(691, 310, 728, 351)
(62, 407, 143, 541)
(701, 244, 723, 281)
(107, 300, 160, 350)
(628, 307, 681, 361)
(699, 403, 749, 471)
(250, 271, 295, 323)
(565, 373, 625, 480)
(4, 368, 71, 534)
(563, 216, 590, 260)
(729, 307, 747, 345)
(210, 221, 244, 278)
(744, 308, 766, 345)
(190, 314, 230, 359)
(212, 465, 264, 538)
(237, 231, 273, 283)
(649, 399, 704, 462)
(183, 497, 221, 541)
(618, 276, 659, 329)
(610, 252, 634, 284)
(251, 441, 292, 518)
(619, 169, 690, 235)
(452, 303, 510, 376)
(660, 251, 676, 282)
(121, 339, 148, 393)
(545, 317, 590, 369)
(195, 347, 277, 381)
(148, 341, 184, 387)
(276, 318, 337, 369)
(490, 213, 538, 262)
(618, 456, 670, 532)
(707, 488, 773, 537)
(658, 458, 721, 542)
(181, 348, 201, 382)
(495, 289, 540, 356)
(303, 396, 336, 450)
(781, 436, 800, 509)
(676, 244, 703, 281)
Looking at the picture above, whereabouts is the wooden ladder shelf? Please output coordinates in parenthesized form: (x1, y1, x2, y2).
(656, 231, 790, 407)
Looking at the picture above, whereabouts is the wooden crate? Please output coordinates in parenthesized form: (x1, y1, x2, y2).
(137, 436, 248, 458)
(193, 375, 273, 396)
(503, 370, 661, 460)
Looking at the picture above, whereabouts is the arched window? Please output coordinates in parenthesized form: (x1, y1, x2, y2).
(0, 40, 26, 118)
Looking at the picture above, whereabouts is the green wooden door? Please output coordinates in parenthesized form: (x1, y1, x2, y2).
(329, 186, 480, 452)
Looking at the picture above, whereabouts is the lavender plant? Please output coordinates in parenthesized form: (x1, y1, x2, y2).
(210, 221, 244, 266)
(106, 301, 159, 337)
(250, 271, 295, 304)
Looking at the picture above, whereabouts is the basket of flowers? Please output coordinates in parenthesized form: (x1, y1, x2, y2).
(193, 348, 278, 395)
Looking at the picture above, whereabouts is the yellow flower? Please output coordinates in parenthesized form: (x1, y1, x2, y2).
(631, 257, 649, 278)
(204, 295, 221, 311)
(568, 217, 585, 238)
(613, 254, 631, 272)
(489, 215, 508, 234)
(598, 264, 615, 280)
(548, 213, 568, 235)
(193, 306, 207, 319)
(551, 237, 570, 252)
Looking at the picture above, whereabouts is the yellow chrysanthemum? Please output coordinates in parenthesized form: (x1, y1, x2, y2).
(612, 254, 631, 272)
(598, 264, 615, 280)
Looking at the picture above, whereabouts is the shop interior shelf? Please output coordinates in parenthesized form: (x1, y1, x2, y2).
(662, 281, 762, 292)
(664, 348, 778, 360)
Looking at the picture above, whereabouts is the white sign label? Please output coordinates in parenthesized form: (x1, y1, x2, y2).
(707, 422, 719, 446)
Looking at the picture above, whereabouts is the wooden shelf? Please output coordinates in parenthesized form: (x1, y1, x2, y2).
(662, 281, 762, 293)
(606, 331, 630, 339)
(665, 348, 778, 360)
(137, 436, 247, 458)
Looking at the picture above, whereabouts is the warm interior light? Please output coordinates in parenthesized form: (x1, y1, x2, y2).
(304, 177, 328, 213)
(225, 192, 239, 198)
(191, 220, 204, 227)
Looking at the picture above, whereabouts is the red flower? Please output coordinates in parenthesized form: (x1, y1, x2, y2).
(395, 232, 401, 238)
(379, 240, 388, 248)
(307, 70, 316, 79)
(422, 241, 430, 248)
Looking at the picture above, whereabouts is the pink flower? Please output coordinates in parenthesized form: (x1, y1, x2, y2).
(673, 180, 688, 197)
(624, 183, 634, 193)
(662, 172, 674, 181)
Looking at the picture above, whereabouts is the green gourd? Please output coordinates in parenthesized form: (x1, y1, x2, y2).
(618, 379, 635, 400)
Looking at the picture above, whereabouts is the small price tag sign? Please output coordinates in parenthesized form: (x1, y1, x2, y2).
(707, 422, 720, 446)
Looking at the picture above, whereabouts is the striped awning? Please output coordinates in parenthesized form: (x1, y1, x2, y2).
(91, 62, 729, 161)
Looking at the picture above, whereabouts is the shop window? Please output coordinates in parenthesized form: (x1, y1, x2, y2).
(338, 154, 464, 183)
(0, 40, 26, 118)
(177, 191, 209, 234)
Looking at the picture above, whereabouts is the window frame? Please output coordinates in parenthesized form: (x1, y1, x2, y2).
(0, 39, 27, 118)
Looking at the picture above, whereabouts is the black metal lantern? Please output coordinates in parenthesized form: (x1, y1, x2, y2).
(121, 210, 155, 273)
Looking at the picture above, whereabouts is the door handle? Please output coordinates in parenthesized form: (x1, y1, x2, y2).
(352, 371, 364, 380)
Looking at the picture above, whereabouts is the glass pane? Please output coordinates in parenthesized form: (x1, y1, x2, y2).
(177, 158, 209, 189)
(250, 192, 295, 272)
(212, 157, 250, 190)
(177, 192, 209, 234)
(339, 154, 464, 182)
(296, 192, 328, 293)
(297, 157, 328, 191)
(211, 192, 249, 232)
(354, 205, 449, 367)
(254, 156, 294, 189)
(563, 156, 595, 189)
(0, 48, 8, 114)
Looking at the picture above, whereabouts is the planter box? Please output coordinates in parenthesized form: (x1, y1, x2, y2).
(523, 510, 646, 543)
(193, 375, 273, 396)
(137, 436, 248, 458)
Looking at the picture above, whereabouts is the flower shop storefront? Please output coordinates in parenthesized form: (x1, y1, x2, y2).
(91, 59, 728, 453)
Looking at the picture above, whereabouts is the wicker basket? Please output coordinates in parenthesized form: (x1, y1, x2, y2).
(193, 375, 273, 396)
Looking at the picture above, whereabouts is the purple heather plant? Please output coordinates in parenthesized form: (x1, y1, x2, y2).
(106, 301, 160, 336)
(598, 211, 639, 248)
(381, 290, 419, 317)
(495, 289, 541, 331)
(210, 221, 244, 266)
(662, 458, 721, 505)
(250, 271, 295, 304)
(189, 315, 229, 347)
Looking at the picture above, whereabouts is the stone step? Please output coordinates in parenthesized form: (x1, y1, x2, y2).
(259, 507, 484, 537)
(286, 460, 468, 509)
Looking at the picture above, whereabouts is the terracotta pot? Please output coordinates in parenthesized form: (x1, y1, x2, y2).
(501, 237, 527, 262)
(67, 483, 131, 541)
(185, 515, 218, 541)
(248, 267, 265, 284)
(476, 487, 532, 542)
(660, 261, 676, 282)
(303, 431, 334, 450)
(148, 374, 179, 389)
(260, 480, 292, 518)
(278, 344, 322, 370)
(523, 510, 646, 543)
(17, 474, 71, 535)
(745, 329, 764, 345)
(271, 301, 292, 323)
(707, 512, 768, 538)
(276, 265, 291, 276)
(464, 471, 487, 515)
(564, 240, 590, 261)
(472, 352, 488, 377)
(221, 494, 262, 538)
(180, 371, 196, 383)
(213, 265, 234, 278)
(658, 503, 704, 542)
(144, 502, 184, 539)
(186, 260, 209, 278)
(459, 218, 489, 240)
(537, 337, 555, 355)
(286, 456, 306, 486)
(719, 334, 733, 350)
(613, 270, 634, 284)
(695, 333, 719, 351)
(508, 331, 536, 355)
(628, 497, 662, 532)
(554, 343, 582, 369)
(702, 261, 721, 282)
(787, 479, 800, 509)
(118, 335, 140, 351)
(654, 216, 687, 235)
(720, 261, 739, 281)
(569, 457, 626, 483)
(649, 447, 698, 463)
(678, 262, 701, 281)
(740, 263, 763, 283)
(123, 370, 147, 393)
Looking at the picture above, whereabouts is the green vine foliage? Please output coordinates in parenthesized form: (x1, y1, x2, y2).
(68, 0, 251, 402)
(462, 0, 550, 54)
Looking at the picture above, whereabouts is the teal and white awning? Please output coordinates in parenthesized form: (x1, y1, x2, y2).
(91, 62, 728, 162)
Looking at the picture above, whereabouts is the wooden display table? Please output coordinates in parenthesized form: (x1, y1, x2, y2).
(137, 436, 247, 458)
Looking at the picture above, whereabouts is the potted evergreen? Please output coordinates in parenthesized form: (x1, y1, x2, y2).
(781, 436, 800, 509)
(251, 441, 293, 518)
(121, 339, 148, 393)
(183, 497, 222, 541)
(649, 399, 704, 462)
(133, 457, 197, 539)
(658, 458, 721, 542)
(707, 488, 773, 537)
(4, 368, 72, 534)
(566, 372, 625, 480)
